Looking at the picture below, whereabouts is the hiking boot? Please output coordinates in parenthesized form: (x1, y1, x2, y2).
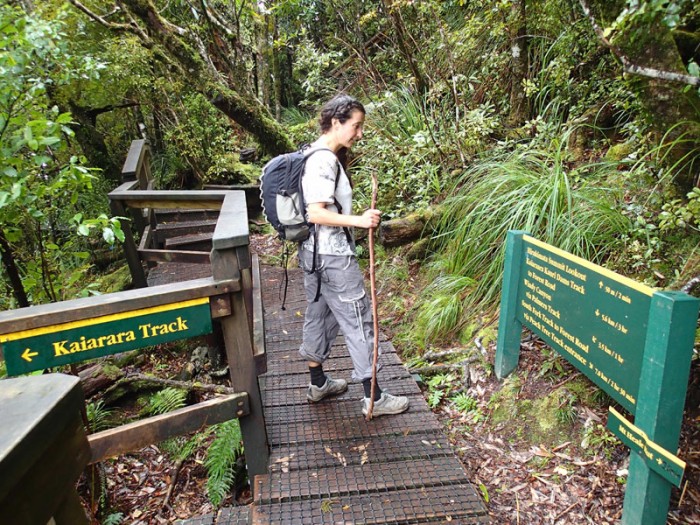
(307, 375, 348, 402)
(362, 392, 410, 417)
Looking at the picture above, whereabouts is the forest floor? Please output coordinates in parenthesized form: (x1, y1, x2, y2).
(83, 233, 700, 524)
(374, 250, 700, 525)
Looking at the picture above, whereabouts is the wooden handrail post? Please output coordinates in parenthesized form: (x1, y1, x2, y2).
(211, 247, 269, 487)
(110, 197, 147, 288)
(210, 191, 268, 490)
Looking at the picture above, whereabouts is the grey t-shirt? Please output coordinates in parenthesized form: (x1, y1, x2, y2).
(301, 147, 355, 256)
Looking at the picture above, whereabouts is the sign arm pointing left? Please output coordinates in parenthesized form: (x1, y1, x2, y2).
(22, 348, 38, 362)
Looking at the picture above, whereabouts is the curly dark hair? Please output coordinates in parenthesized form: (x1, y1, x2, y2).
(318, 94, 366, 133)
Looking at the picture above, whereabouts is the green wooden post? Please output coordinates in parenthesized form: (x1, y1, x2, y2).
(495, 230, 527, 379)
(621, 291, 699, 525)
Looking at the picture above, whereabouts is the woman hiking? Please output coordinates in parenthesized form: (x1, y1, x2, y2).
(299, 94, 410, 418)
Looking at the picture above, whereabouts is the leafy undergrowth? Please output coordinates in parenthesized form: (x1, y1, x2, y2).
(76, 233, 700, 524)
(377, 248, 700, 525)
(404, 338, 700, 525)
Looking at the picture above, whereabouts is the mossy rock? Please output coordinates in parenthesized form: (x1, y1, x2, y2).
(605, 142, 634, 161)
(93, 264, 132, 293)
(490, 378, 580, 448)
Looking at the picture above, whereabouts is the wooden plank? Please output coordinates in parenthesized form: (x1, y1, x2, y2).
(107, 189, 229, 207)
(52, 488, 90, 525)
(251, 484, 489, 525)
(138, 225, 154, 251)
(212, 192, 250, 250)
(88, 393, 249, 463)
(164, 233, 213, 250)
(110, 197, 147, 288)
(0, 277, 240, 333)
(0, 374, 90, 525)
(122, 199, 224, 210)
(211, 247, 269, 488)
(0, 412, 90, 525)
(112, 180, 139, 194)
(252, 255, 266, 375)
(0, 374, 85, 496)
(155, 221, 217, 243)
(203, 183, 262, 214)
(210, 294, 233, 318)
(139, 248, 210, 264)
(121, 139, 148, 182)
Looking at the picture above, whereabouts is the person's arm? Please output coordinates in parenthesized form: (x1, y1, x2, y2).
(307, 202, 381, 229)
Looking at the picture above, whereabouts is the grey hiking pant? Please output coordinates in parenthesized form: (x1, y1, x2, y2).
(298, 249, 381, 381)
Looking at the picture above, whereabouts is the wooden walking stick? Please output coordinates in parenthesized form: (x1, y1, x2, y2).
(366, 170, 380, 421)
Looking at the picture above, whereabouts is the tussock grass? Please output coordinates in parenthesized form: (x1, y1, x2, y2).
(416, 145, 631, 342)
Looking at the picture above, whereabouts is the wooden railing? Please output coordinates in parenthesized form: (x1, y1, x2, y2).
(0, 140, 269, 522)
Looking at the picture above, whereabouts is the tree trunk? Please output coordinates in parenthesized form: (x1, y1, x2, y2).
(115, 0, 293, 156)
(255, 4, 271, 109)
(583, 1, 700, 190)
(379, 207, 441, 247)
(68, 102, 123, 184)
(79, 362, 126, 398)
(0, 230, 29, 308)
(507, 0, 529, 127)
(272, 17, 283, 120)
(210, 86, 292, 154)
(617, 19, 700, 190)
(379, 0, 427, 93)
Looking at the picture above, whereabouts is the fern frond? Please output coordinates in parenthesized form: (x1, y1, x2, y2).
(86, 399, 113, 432)
(145, 387, 188, 416)
(205, 420, 243, 507)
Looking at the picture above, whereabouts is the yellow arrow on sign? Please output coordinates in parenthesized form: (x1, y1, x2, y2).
(21, 348, 39, 362)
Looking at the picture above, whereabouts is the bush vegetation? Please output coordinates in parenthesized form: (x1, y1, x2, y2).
(2, 0, 700, 518)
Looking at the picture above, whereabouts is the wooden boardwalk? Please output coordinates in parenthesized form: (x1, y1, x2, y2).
(166, 263, 490, 524)
(248, 266, 489, 524)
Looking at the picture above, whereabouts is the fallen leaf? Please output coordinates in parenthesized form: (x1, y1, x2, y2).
(325, 446, 347, 467)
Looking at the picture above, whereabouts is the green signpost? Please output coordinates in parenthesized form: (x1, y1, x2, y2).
(0, 298, 213, 375)
(495, 230, 698, 525)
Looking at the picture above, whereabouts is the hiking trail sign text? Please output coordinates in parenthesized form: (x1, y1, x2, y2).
(495, 231, 698, 525)
(0, 298, 212, 375)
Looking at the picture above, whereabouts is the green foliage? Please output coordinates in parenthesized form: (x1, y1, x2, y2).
(537, 348, 568, 382)
(581, 423, 620, 459)
(424, 372, 474, 410)
(554, 390, 578, 425)
(427, 388, 445, 408)
(659, 187, 700, 231)
(205, 420, 244, 507)
(86, 399, 113, 432)
(354, 89, 449, 217)
(0, 6, 122, 306)
(102, 512, 124, 525)
(451, 392, 478, 413)
(293, 36, 343, 107)
(160, 428, 213, 463)
(414, 144, 630, 342)
(156, 93, 248, 187)
(451, 392, 482, 423)
(478, 483, 490, 504)
(142, 387, 188, 416)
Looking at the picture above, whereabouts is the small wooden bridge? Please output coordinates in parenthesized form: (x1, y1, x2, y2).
(0, 140, 489, 524)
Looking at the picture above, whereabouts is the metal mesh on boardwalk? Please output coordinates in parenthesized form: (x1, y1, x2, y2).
(177, 265, 489, 524)
(251, 266, 490, 524)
